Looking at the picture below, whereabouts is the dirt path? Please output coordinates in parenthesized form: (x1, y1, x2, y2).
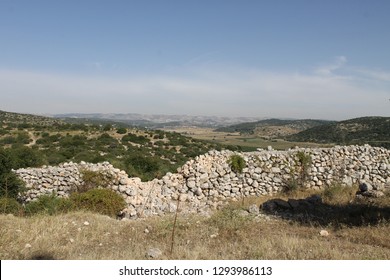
(27, 131, 38, 147)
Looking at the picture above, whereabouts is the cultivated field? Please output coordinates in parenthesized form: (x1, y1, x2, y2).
(162, 127, 332, 151)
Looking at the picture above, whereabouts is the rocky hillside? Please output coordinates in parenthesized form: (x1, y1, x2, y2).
(0, 109, 230, 182)
(286, 116, 390, 148)
(0, 110, 64, 127)
(215, 119, 332, 138)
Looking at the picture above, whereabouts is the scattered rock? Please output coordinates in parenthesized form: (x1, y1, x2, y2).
(248, 204, 259, 215)
(146, 248, 162, 259)
(319, 230, 329, 237)
(362, 190, 385, 198)
(237, 209, 250, 217)
(359, 182, 373, 192)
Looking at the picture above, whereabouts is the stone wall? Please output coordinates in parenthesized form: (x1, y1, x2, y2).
(14, 145, 390, 218)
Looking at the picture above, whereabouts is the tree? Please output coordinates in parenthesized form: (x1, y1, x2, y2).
(0, 148, 24, 198)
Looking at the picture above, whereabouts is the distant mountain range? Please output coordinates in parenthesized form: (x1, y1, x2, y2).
(3, 110, 389, 149)
(51, 113, 264, 128)
(215, 116, 390, 148)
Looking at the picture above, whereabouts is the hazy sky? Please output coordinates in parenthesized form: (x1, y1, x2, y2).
(1, 0, 390, 120)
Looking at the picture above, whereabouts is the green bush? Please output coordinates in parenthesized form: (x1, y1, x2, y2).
(122, 133, 149, 145)
(9, 146, 45, 168)
(70, 188, 126, 217)
(228, 154, 246, 173)
(78, 169, 111, 193)
(0, 148, 25, 199)
(283, 177, 300, 194)
(124, 153, 161, 181)
(0, 197, 24, 215)
(284, 151, 312, 193)
(116, 127, 127, 134)
(25, 194, 74, 216)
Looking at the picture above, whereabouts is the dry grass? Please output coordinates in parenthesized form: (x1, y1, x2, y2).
(1, 189, 390, 260)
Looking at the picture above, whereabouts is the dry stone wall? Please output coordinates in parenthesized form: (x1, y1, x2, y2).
(14, 145, 390, 218)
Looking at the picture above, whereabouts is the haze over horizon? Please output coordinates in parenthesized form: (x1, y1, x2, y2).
(1, 0, 390, 121)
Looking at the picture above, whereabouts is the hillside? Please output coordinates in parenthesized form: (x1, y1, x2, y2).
(52, 113, 262, 128)
(0, 110, 230, 181)
(215, 118, 333, 138)
(286, 116, 390, 148)
(0, 110, 64, 127)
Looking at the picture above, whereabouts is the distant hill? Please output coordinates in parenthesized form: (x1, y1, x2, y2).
(286, 116, 390, 148)
(52, 113, 262, 128)
(0, 110, 64, 127)
(0, 109, 234, 181)
(215, 118, 333, 138)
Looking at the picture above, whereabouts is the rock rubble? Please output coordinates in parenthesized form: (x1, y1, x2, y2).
(14, 145, 390, 218)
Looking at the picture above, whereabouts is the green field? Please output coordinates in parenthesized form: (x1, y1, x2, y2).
(162, 127, 333, 151)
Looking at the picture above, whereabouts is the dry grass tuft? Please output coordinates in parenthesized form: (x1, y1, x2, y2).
(1, 188, 390, 260)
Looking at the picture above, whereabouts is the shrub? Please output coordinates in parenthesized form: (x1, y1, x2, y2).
(0, 148, 25, 199)
(103, 124, 112, 131)
(296, 151, 312, 176)
(116, 127, 127, 134)
(283, 177, 300, 194)
(122, 133, 149, 145)
(283, 151, 312, 193)
(78, 169, 112, 193)
(0, 197, 24, 215)
(228, 154, 246, 173)
(70, 188, 126, 217)
(25, 194, 74, 216)
(125, 154, 161, 181)
(9, 146, 45, 168)
(322, 183, 357, 205)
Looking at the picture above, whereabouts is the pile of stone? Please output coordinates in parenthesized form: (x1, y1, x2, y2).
(15, 161, 132, 202)
(13, 144, 390, 218)
(357, 182, 386, 198)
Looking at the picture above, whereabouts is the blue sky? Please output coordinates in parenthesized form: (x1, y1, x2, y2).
(1, 0, 389, 120)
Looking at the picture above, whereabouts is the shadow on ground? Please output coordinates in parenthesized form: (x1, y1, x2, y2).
(261, 194, 390, 227)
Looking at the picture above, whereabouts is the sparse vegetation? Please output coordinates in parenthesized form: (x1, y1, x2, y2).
(286, 116, 390, 148)
(228, 154, 246, 173)
(24, 194, 73, 216)
(1, 185, 389, 259)
(0, 197, 24, 215)
(78, 169, 112, 193)
(284, 151, 312, 193)
(0, 148, 26, 199)
(1, 110, 390, 260)
(0, 110, 226, 182)
(69, 188, 126, 217)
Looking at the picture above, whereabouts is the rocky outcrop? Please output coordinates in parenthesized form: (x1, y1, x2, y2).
(14, 145, 390, 218)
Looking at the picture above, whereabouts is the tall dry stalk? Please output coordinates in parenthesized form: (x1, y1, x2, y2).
(170, 196, 181, 255)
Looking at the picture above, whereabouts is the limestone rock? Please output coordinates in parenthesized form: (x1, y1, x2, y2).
(146, 248, 162, 259)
